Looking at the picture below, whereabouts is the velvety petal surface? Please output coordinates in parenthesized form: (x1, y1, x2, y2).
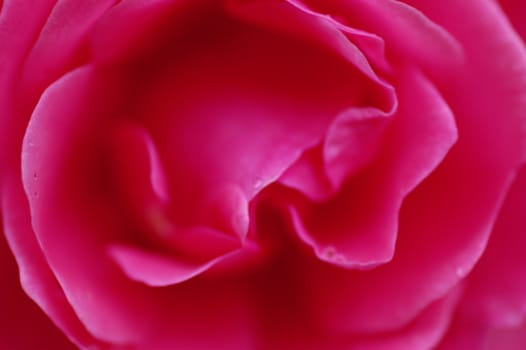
(275, 0, 526, 336)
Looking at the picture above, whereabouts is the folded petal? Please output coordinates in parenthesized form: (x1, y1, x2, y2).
(108, 243, 239, 286)
(283, 68, 456, 268)
(290, 0, 464, 79)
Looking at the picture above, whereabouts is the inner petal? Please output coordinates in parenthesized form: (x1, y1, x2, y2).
(279, 68, 457, 268)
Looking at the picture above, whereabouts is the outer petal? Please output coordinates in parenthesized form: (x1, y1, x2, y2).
(0, 0, 56, 174)
(0, 0, 117, 175)
(0, 224, 77, 350)
(19, 0, 118, 95)
(1, 175, 109, 349)
(436, 164, 526, 349)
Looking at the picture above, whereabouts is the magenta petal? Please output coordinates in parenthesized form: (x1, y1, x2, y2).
(251, 245, 460, 350)
(111, 122, 170, 207)
(292, 0, 464, 78)
(463, 165, 526, 328)
(280, 105, 394, 201)
(437, 165, 526, 349)
(125, 1, 393, 221)
(283, 0, 391, 73)
(0, 0, 56, 170)
(21, 67, 163, 344)
(285, 0, 526, 336)
(286, 68, 457, 268)
(88, 0, 195, 65)
(1, 177, 103, 349)
(19, 65, 258, 348)
(227, 0, 395, 105)
(110, 121, 251, 259)
(108, 244, 239, 287)
(322, 106, 392, 190)
(346, 286, 460, 350)
(20, 0, 117, 93)
(1, 0, 118, 176)
(0, 226, 77, 350)
(165, 226, 241, 260)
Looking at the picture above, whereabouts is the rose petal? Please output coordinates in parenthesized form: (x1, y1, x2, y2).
(20, 62, 260, 346)
(19, 0, 117, 95)
(292, 0, 464, 79)
(1, 175, 108, 349)
(344, 286, 460, 350)
(227, 0, 395, 99)
(120, 1, 394, 225)
(22, 67, 163, 345)
(0, 0, 55, 172)
(88, 0, 198, 65)
(18, 66, 260, 348)
(281, 0, 392, 73)
(280, 105, 394, 201)
(284, 0, 526, 335)
(436, 164, 526, 349)
(248, 232, 461, 350)
(463, 165, 526, 328)
(284, 68, 457, 268)
(108, 244, 239, 286)
(0, 208, 82, 350)
(109, 123, 249, 249)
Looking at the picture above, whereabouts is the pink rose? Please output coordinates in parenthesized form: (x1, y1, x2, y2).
(1, 1, 526, 349)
